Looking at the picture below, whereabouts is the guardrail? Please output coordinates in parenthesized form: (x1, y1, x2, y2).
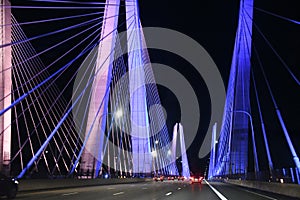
(224, 179, 300, 198)
(18, 178, 149, 192)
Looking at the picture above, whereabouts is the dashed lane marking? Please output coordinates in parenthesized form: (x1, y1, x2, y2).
(113, 192, 125, 196)
(165, 192, 172, 196)
(62, 192, 78, 196)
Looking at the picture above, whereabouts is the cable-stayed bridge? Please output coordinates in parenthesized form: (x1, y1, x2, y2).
(0, 0, 190, 180)
(0, 1, 299, 195)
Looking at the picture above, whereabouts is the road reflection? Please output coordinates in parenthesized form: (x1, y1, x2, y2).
(190, 182, 203, 192)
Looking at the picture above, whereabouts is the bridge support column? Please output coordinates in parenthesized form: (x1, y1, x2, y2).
(230, 0, 255, 177)
(208, 123, 217, 179)
(0, 0, 12, 176)
(126, 0, 152, 177)
(213, 0, 255, 179)
(171, 123, 190, 178)
(178, 123, 190, 178)
(80, 0, 120, 178)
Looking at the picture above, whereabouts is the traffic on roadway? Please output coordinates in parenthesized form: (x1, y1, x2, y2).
(14, 179, 299, 200)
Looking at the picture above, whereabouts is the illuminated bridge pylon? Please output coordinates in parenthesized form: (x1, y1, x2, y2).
(71, 0, 175, 178)
(0, 0, 12, 176)
(210, 0, 300, 184)
(79, 0, 121, 179)
(0, 0, 174, 179)
(78, 0, 172, 178)
(226, 0, 257, 177)
(210, 0, 257, 178)
(171, 123, 190, 179)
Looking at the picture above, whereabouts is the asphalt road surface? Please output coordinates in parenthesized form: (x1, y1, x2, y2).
(13, 180, 300, 200)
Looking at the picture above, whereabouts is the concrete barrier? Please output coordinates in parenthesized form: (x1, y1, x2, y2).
(225, 179, 300, 198)
(18, 178, 149, 192)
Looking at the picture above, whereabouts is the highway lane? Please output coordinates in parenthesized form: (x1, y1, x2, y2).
(14, 180, 300, 200)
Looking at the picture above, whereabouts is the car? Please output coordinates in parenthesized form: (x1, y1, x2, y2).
(167, 176, 175, 181)
(0, 172, 19, 199)
(153, 175, 164, 182)
(190, 175, 203, 184)
(177, 176, 185, 181)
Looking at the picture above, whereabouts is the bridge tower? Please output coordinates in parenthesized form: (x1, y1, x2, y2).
(125, 0, 152, 176)
(80, 0, 120, 178)
(228, 0, 256, 176)
(171, 123, 190, 178)
(80, 0, 152, 177)
(212, 0, 257, 178)
(0, 0, 12, 176)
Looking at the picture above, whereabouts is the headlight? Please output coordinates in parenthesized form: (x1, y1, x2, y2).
(12, 179, 19, 184)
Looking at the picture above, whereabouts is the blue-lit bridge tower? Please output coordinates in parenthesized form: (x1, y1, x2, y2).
(209, 0, 300, 183)
(210, 0, 256, 178)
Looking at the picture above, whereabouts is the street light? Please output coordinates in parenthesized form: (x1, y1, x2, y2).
(100, 109, 123, 124)
(104, 109, 123, 177)
(152, 150, 157, 157)
(233, 110, 259, 178)
(70, 108, 124, 178)
(167, 149, 171, 156)
(115, 109, 123, 118)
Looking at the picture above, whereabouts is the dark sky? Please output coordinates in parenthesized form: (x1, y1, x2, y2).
(11, 0, 300, 174)
(138, 1, 239, 173)
(138, 0, 300, 172)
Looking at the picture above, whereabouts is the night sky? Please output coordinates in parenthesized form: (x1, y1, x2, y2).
(11, 0, 300, 174)
(138, 0, 300, 173)
(139, 1, 240, 173)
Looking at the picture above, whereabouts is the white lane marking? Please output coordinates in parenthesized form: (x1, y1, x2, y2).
(205, 180, 228, 200)
(177, 187, 182, 190)
(245, 190, 277, 200)
(142, 187, 148, 190)
(165, 192, 172, 196)
(62, 192, 78, 196)
(113, 192, 125, 196)
(107, 187, 115, 190)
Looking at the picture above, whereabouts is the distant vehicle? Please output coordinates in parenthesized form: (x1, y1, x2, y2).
(167, 176, 175, 181)
(190, 174, 203, 184)
(0, 172, 19, 199)
(177, 176, 185, 181)
(153, 175, 164, 182)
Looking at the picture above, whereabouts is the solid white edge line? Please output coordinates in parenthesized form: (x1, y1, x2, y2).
(205, 180, 228, 200)
(245, 190, 277, 200)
